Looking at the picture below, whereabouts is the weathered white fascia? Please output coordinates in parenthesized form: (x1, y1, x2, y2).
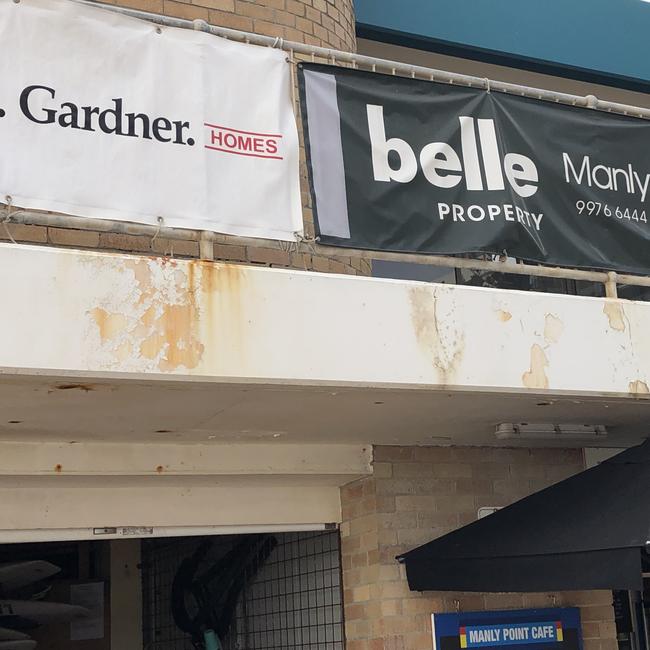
(0, 441, 368, 528)
(0, 242, 648, 397)
(0, 441, 372, 481)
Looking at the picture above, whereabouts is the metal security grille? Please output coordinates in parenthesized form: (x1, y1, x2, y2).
(143, 536, 204, 650)
(234, 531, 344, 649)
(142, 531, 344, 650)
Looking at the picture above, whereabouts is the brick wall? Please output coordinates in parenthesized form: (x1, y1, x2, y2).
(21, 0, 366, 276)
(102, 0, 356, 51)
(340, 446, 618, 650)
(0, 224, 372, 275)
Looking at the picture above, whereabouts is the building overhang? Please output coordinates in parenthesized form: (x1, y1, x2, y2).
(0, 243, 648, 447)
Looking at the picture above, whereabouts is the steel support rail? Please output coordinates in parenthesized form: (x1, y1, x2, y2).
(77, 0, 650, 120)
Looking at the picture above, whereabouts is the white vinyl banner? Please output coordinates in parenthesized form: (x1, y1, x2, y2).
(0, 0, 303, 240)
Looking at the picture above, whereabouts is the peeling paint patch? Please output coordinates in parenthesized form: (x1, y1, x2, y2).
(409, 286, 465, 383)
(603, 300, 626, 332)
(629, 379, 650, 394)
(497, 310, 512, 322)
(92, 308, 128, 341)
(543, 313, 564, 344)
(138, 303, 204, 372)
(522, 344, 549, 389)
(88, 258, 205, 372)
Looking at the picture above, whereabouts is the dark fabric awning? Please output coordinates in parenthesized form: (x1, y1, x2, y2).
(398, 439, 650, 593)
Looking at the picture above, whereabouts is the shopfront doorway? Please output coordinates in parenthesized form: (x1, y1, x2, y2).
(0, 529, 345, 650)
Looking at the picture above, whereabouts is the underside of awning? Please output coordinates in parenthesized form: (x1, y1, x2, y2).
(398, 440, 650, 593)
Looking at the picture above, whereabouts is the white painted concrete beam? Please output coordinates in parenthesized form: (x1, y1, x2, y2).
(0, 442, 372, 477)
(0, 243, 648, 398)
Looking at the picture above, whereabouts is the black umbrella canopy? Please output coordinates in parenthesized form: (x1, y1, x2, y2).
(398, 439, 650, 593)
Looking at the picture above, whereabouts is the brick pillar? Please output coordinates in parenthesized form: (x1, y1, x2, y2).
(340, 446, 618, 650)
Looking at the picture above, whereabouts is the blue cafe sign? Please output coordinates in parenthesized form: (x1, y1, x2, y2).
(432, 608, 582, 650)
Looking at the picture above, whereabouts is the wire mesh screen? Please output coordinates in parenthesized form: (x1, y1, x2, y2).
(142, 530, 344, 650)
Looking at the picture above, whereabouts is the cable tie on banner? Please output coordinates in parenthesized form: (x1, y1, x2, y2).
(295, 232, 318, 256)
(2, 196, 17, 245)
(484, 77, 491, 93)
(151, 216, 164, 245)
(272, 37, 284, 50)
(295, 232, 317, 245)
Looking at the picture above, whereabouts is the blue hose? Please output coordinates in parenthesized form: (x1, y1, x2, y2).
(203, 629, 222, 650)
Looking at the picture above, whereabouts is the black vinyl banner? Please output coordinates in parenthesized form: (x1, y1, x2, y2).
(298, 63, 650, 274)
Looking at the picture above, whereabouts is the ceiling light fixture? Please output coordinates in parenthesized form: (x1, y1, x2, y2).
(495, 423, 608, 441)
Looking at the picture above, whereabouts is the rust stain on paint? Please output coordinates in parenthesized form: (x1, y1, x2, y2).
(195, 260, 244, 302)
(90, 257, 205, 372)
(603, 300, 626, 331)
(130, 259, 155, 306)
(496, 310, 512, 322)
(522, 344, 549, 389)
(409, 286, 464, 383)
(114, 341, 133, 363)
(629, 380, 650, 394)
(57, 383, 95, 392)
(410, 287, 435, 346)
(193, 261, 246, 364)
(139, 303, 204, 372)
(543, 313, 564, 344)
(88, 256, 252, 372)
(92, 308, 128, 341)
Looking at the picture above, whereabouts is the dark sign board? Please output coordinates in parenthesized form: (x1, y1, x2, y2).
(299, 64, 650, 274)
(432, 608, 583, 650)
(613, 590, 634, 634)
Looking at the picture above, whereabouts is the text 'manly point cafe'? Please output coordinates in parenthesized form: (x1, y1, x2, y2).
(0, 0, 648, 649)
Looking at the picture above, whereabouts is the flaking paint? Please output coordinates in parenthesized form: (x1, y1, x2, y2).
(89, 257, 205, 372)
(629, 380, 650, 394)
(92, 308, 128, 341)
(409, 286, 465, 383)
(603, 300, 626, 332)
(138, 303, 204, 371)
(522, 344, 549, 389)
(543, 314, 564, 344)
